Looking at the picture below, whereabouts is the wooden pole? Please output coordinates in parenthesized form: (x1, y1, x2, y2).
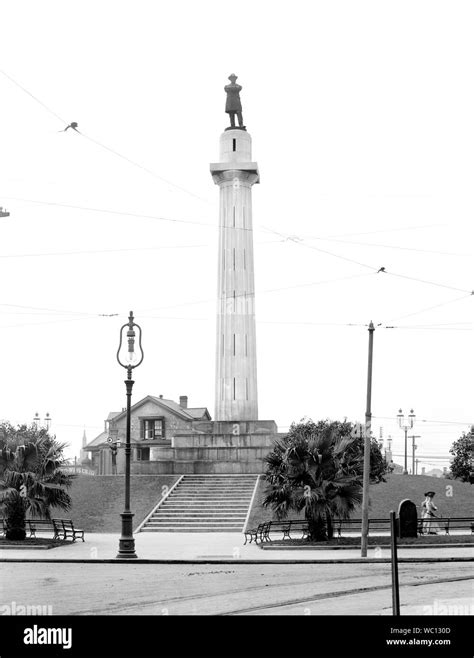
(361, 321, 374, 557)
(390, 510, 400, 615)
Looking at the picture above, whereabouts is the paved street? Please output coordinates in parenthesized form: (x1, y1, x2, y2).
(1, 560, 472, 616)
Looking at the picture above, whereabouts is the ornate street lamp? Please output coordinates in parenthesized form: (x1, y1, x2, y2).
(116, 311, 144, 559)
(397, 408, 415, 475)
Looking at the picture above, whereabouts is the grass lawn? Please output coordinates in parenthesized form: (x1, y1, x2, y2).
(246, 473, 473, 528)
(52, 474, 179, 532)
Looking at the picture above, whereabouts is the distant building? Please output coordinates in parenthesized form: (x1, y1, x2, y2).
(85, 395, 211, 475)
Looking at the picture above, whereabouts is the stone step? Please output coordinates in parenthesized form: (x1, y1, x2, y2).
(160, 505, 249, 509)
(176, 483, 255, 491)
(140, 527, 243, 533)
(146, 519, 243, 528)
(164, 499, 252, 503)
(149, 512, 247, 517)
(170, 491, 254, 495)
(177, 482, 255, 491)
(160, 505, 249, 510)
(181, 476, 257, 479)
(139, 475, 257, 533)
(166, 494, 251, 503)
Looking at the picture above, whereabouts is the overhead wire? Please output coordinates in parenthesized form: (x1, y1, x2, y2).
(1, 196, 263, 235)
(0, 69, 210, 205)
(262, 225, 473, 295)
(2, 70, 472, 336)
(0, 69, 67, 124)
(383, 294, 472, 324)
(307, 236, 469, 258)
(372, 416, 473, 426)
(136, 271, 373, 314)
(78, 131, 211, 204)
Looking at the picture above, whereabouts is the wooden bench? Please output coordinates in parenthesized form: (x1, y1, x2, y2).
(27, 519, 63, 540)
(61, 519, 85, 542)
(335, 518, 391, 539)
(244, 523, 263, 545)
(419, 517, 474, 536)
(243, 521, 273, 544)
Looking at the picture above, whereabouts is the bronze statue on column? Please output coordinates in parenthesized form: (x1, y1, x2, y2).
(225, 74, 246, 130)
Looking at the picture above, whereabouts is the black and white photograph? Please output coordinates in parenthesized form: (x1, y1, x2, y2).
(0, 1, 472, 657)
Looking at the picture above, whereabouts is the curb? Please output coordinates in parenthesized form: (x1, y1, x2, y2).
(260, 542, 474, 550)
(1, 556, 473, 564)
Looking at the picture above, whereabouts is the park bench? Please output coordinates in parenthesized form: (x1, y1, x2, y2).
(27, 519, 63, 540)
(244, 523, 263, 545)
(418, 517, 474, 536)
(61, 519, 85, 542)
(243, 521, 273, 544)
(335, 518, 391, 539)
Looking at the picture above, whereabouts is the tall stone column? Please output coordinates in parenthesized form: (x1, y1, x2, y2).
(210, 129, 259, 421)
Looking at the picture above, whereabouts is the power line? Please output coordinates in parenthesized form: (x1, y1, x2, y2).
(384, 294, 472, 324)
(382, 271, 472, 295)
(1, 196, 264, 234)
(298, 224, 446, 240)
(0, 243, 212, 259)
(0, 315, 99, 329)
(0, 69, 210, 205)
(264, 225, 473, 295)
(136, 272, 373, 314)
(262, 225, 376, 271)
(383, 326, 472, 331)
(78, 131, 211, 204)
(0, 69, 67, 124)
(0, 302, 94, 316)
(311, 236, 469, 258)
(373, 416, 474, 426)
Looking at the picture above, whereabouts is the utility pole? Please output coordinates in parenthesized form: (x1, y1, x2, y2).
(415, 458, 419, 475)
(361, 321, 374, 558)
(410, 435, 421, 475)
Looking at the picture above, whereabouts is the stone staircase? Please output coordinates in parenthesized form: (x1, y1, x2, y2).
(139, 475, 258, 532)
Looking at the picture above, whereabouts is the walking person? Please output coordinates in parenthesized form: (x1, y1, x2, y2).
(421, 491, 440, 534)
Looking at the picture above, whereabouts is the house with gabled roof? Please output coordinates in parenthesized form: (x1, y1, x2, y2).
(84, 394, 211, 474)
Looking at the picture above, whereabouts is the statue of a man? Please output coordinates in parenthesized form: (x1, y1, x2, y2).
(225, 74, 245, 130)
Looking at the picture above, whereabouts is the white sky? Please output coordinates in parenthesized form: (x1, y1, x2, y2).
(1, 0, 472, 471)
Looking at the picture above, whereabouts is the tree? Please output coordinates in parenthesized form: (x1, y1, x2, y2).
(448, 428, 474, 483)
(263, 419, 374, 541)
(0, 422, 74, 540)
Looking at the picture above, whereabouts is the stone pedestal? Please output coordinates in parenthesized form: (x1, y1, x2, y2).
(130, 420, 281, 475)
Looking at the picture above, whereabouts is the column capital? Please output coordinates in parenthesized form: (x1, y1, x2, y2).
(210, 167, 259, 186)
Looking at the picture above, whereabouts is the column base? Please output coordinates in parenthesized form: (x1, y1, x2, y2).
(116, 512, 137, 559)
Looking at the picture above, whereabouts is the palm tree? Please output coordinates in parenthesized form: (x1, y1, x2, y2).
(0, 424, 74, 540)
(263, 419, 364, 541)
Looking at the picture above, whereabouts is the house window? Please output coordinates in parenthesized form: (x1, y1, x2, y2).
(137, 447, 150, 461)
(143, 419, 164, 439)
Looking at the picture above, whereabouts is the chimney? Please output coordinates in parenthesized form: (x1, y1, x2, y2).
(179, 395, 188, 409)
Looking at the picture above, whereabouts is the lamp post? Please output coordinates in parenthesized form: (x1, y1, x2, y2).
(410, 435, 421, 475)
(116, 311, 144, 559)
(397, 408, 415, 475)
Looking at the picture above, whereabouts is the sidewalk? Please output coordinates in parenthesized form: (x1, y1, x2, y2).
(1, 532, 473, 563)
